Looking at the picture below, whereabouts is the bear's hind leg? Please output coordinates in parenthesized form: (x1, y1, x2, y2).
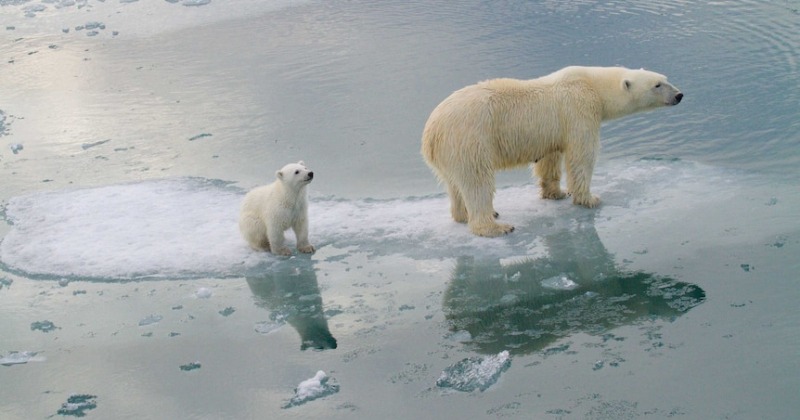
(534, 152, 567, 200)
(240, 214, 271, 251)
(461, 178, 514, 237)
(445, 181, 468, 223)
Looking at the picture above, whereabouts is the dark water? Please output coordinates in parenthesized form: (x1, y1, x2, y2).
(1, 0, 798, 418)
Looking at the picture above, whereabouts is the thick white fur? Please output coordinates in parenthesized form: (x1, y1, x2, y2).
(239, 161, 315, 256)
(421, 66, 682, 237)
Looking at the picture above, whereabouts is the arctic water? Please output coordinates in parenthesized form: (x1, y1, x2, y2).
(1, 1, 798, 418)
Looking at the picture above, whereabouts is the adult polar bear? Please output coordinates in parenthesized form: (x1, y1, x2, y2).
(421, 66, 683, 237)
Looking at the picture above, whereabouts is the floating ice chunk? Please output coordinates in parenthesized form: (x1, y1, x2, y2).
(436, 350, 511, 392)
(540, 274, 579, 290)
(195, 287, 212, 298)
(1, 351, 45, 366)
(10, 143, 22, 154)
(283, 371, 340, 408)
(57, 394, 97, 417)
(138, 314, 163, 326)
(58, 278, 70, 287)
(179, 362, 201, 371)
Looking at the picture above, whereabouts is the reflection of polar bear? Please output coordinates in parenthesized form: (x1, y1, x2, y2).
(239, 161, 315, 256)
(421, 66, 683, 237)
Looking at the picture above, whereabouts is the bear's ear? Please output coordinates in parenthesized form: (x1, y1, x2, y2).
(276, 170, 284, 180)
(623, 79, 631, 91)
(297, 160, 305, 166)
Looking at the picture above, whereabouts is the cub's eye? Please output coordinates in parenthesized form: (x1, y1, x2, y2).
(655, 83, 662, 88)
(295, 170, 300, 175)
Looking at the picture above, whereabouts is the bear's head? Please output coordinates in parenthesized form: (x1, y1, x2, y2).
(622, 68, 683, 112)
(276, 161, 314, 188)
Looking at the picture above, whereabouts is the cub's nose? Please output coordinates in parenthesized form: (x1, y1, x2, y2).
(308, 171, 314, 179)
(675, 93, 684, 104)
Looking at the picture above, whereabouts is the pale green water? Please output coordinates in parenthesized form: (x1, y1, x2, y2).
(1, 0, 798, 418)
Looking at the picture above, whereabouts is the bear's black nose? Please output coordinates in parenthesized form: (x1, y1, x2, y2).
(675, 93, 683, 104)
(308, 172, 314, 179)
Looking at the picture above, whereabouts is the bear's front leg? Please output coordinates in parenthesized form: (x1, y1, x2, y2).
(565, 132, 601, 208)
(293, 218, 315, 254)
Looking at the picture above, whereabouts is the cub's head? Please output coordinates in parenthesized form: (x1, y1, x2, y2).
(622, 68, 683, 112)
(276, 161, 314, 187)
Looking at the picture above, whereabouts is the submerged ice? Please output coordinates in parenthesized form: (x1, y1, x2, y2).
(436, 351, 511, 392)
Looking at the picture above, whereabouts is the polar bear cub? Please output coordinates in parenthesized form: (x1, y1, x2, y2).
(239, 161, 315, 256)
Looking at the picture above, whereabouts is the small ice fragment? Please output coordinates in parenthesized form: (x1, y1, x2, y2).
(508, 271, 521, 282)
(254, 321, 283, 335)
(541, 274, 578, 290)
(10, 143, 22, 154)
(0, 277, 12, 290)
(283, 371, 340, 408)
(0, 351, 44, 366)
(218, 307, 235, 316)
(30, 320, 58, 333)
(138, 314, 163, 326)
(85, 22, 103, 30)
(179, 361, 201, 371)
(593, 360, 604, 371)
(57, 394, 97, 417)
(58, 278, 70, 287)
(195, 287, 212, 298)
(436, 350, 511, 392)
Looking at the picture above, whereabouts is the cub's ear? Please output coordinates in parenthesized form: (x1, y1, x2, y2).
(623, 79, 631, 90)
(297, 160, 305, 166)
(276, 170, 284, 179)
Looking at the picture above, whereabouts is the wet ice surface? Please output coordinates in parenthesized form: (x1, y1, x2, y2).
(436, 351, 511, 392)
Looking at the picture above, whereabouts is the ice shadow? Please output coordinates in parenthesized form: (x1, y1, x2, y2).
(443, 214, 705, 355)
(246, 258, 338, 351)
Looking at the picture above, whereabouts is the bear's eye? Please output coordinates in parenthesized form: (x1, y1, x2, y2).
(295, 170, 300, 175)
(655, 83, 662, 88)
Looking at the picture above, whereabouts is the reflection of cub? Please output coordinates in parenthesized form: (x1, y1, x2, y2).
(246, 259, 337, 351)
(239, 161, 315, 256)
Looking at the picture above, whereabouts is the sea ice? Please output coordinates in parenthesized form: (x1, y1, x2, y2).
(10, 143, 22, 154)
(436, 350, 511, 392)
(283, 370, 340, 408)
